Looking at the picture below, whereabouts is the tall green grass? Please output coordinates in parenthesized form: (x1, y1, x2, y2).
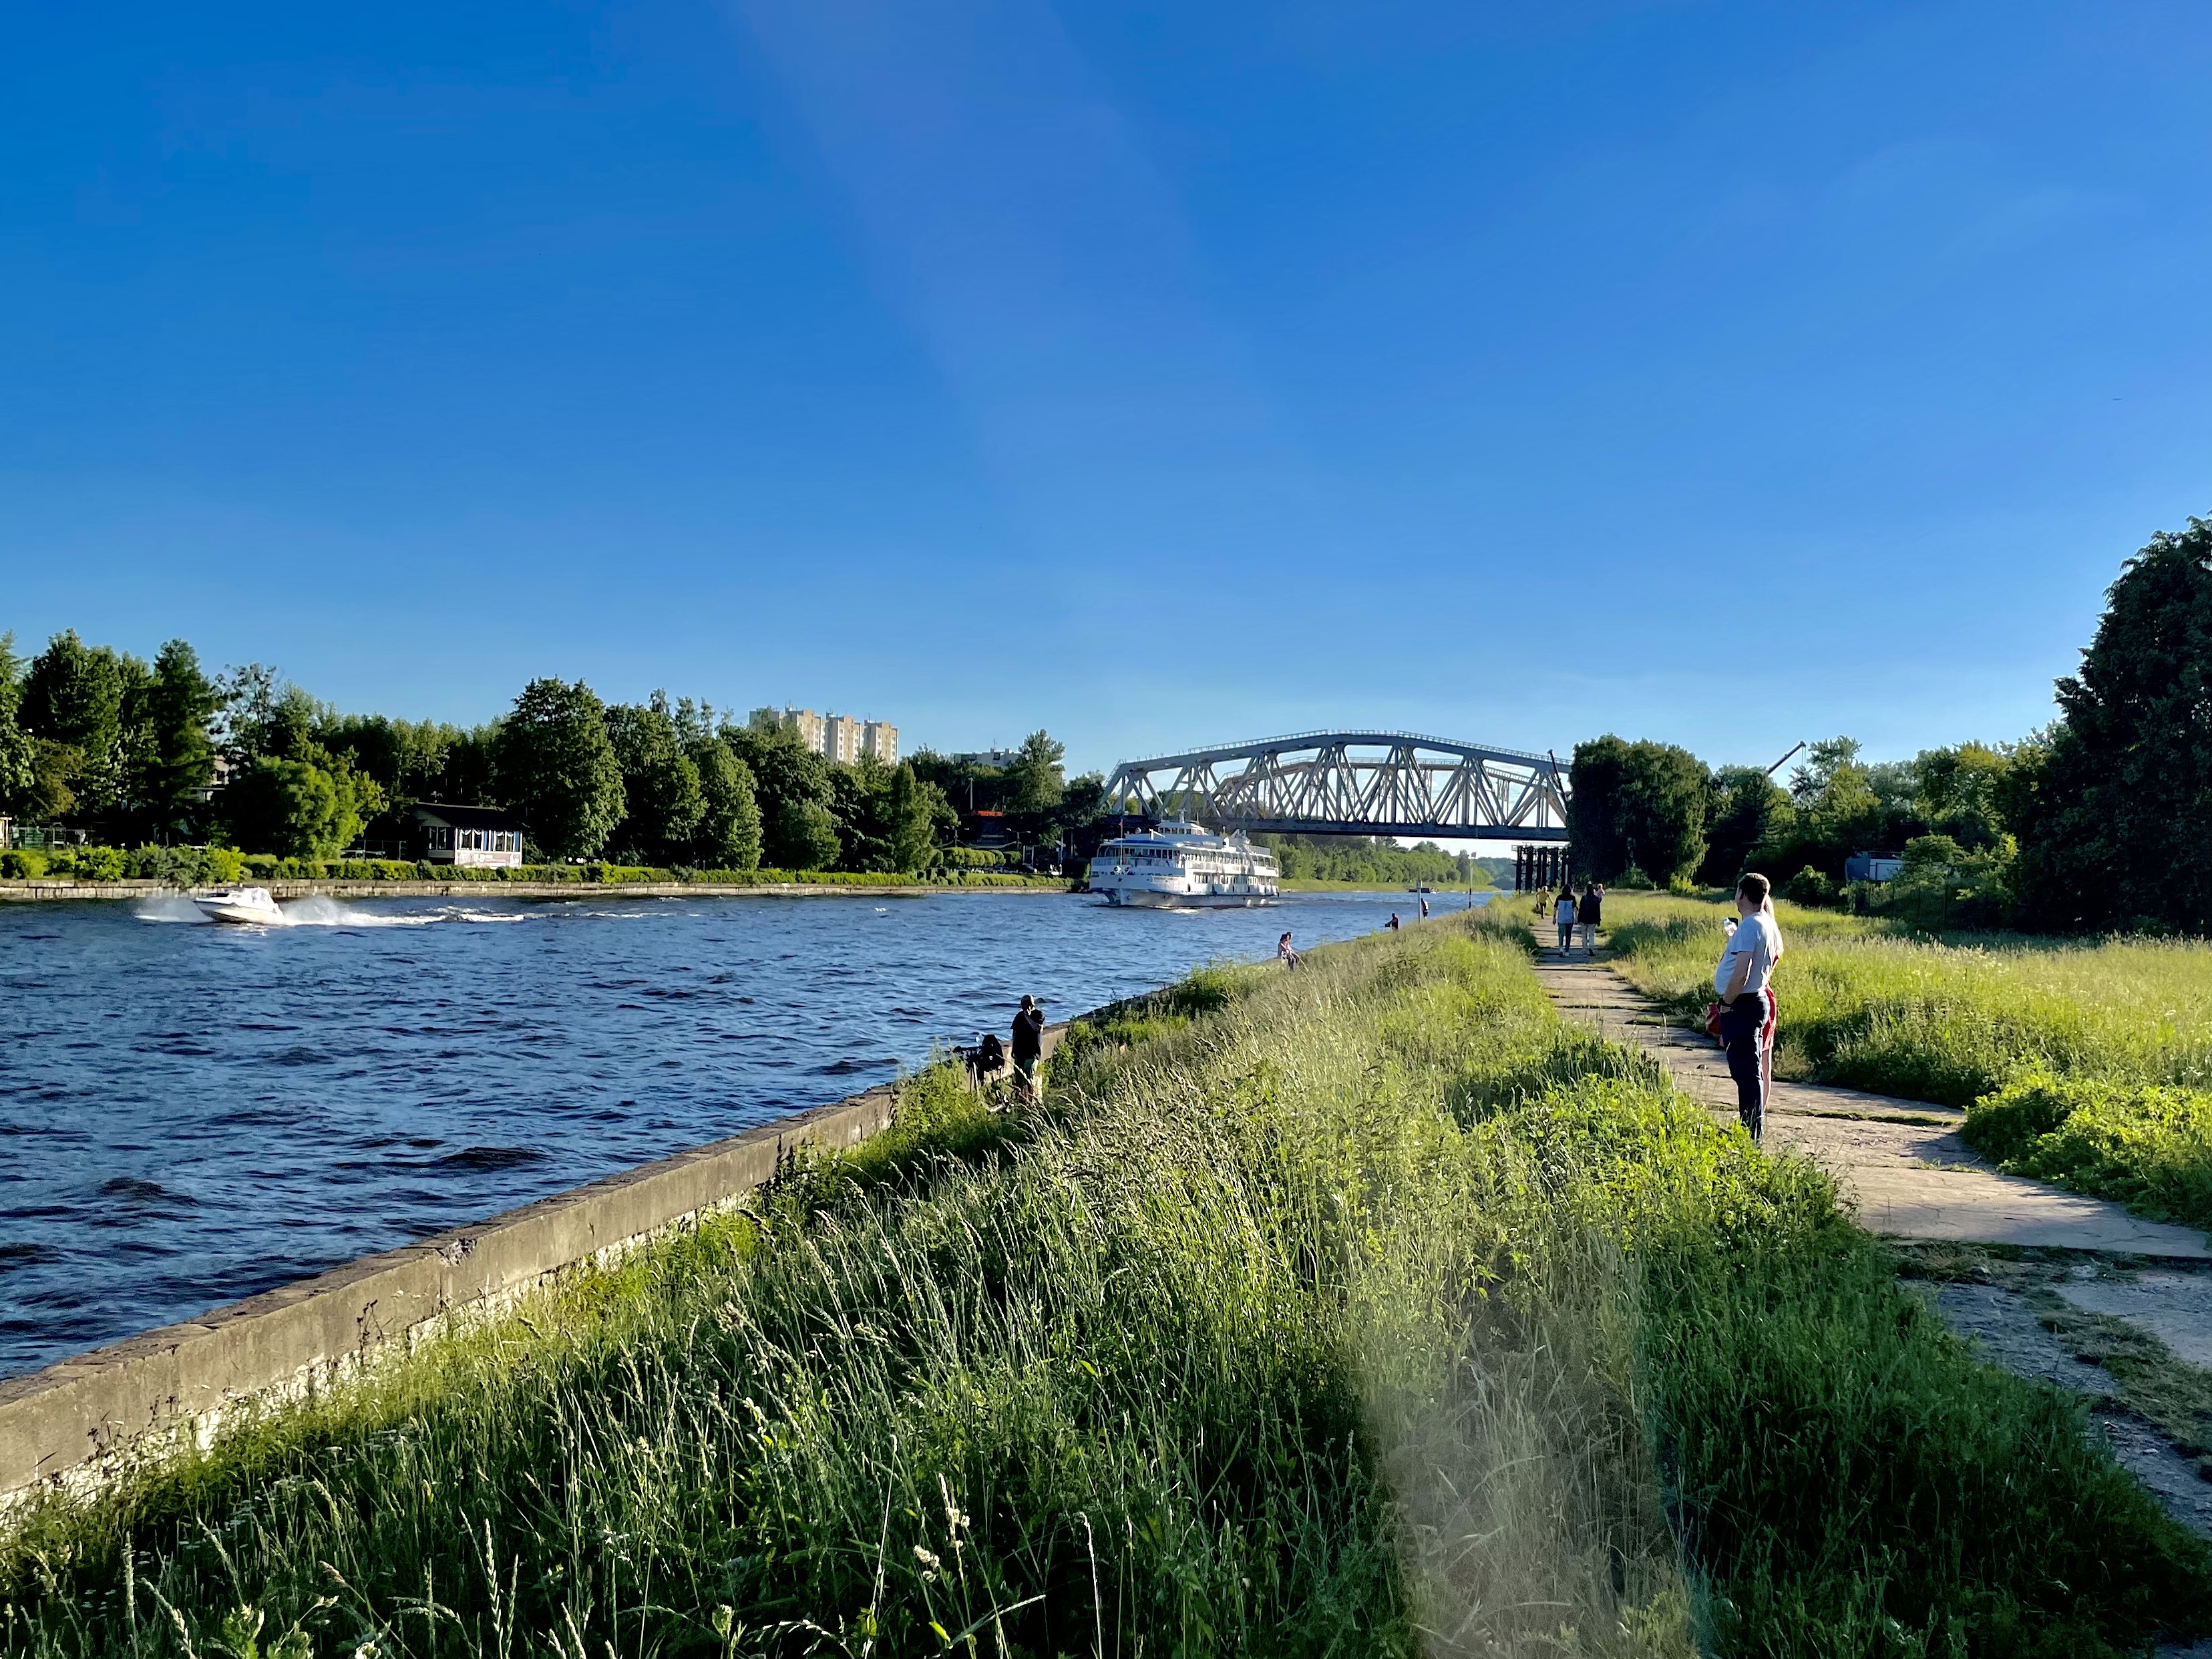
(3, 919, 2204, 1656)
(1605, 893, 2212, 1102)
(1602, 893, 2212, 1229)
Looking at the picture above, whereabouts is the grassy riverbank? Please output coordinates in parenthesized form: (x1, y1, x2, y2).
(1274, 878, 1491, 894)
(5, 916, 2206, 1655)
(1604, 893, 2212, 1230)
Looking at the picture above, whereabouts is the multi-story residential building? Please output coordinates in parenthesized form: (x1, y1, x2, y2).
(749, 706, 826, 752)
(749, 706, 898, 765)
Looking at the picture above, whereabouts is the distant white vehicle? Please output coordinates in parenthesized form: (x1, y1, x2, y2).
(194, 886, 285, 926)
(1088, 821, 1279, 908)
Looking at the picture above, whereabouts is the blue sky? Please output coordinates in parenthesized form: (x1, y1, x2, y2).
(5, 1, 2209, 779)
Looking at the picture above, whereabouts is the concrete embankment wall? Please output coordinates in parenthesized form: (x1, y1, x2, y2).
(0, 1024, 1070, 1506)
(0, 879, 1071, 902)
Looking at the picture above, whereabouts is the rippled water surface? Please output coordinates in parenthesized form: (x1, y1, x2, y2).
(0, 886, 1488, 1378)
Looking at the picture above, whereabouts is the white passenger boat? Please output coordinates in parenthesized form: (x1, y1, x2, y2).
(194, 886, 285, 926)
(1088, 821, 1279, 908)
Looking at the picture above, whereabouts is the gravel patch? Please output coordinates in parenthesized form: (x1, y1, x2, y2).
(2058, 1268, 2212, 1369)
(1925, 1282, 2113, 1396)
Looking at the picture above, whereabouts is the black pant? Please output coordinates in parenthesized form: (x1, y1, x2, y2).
(1719, 995, 1766, 1139)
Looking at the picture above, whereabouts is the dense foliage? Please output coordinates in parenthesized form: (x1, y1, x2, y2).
(0, 631, 1071, 876)
(1567, 512, 2212, 931)
(1256, 832, 1485, 888)
(2007, 516, 2212, 932)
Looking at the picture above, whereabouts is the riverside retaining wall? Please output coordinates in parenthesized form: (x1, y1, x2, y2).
(0, 879, 1072, 903)
(0, 1023, 1070, 1507)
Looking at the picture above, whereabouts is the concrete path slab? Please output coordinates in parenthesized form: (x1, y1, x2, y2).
(1533, 948, 2212, 1260)
(2058, 1270, 2212, 1368)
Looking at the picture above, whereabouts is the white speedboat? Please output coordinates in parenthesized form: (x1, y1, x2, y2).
(194, 886, 285, 926)
(1088, 821, 1279, 908)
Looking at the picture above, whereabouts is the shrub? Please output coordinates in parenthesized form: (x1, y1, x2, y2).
(1, 849, 49, 878)
(1782, 864, 1839, 906)
(77, 846, 127, 881)
(942, 846, 1017, 869)
(1966, 1071, 2212, 1231)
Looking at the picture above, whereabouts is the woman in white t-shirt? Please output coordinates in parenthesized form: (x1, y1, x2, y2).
(1713, 872, 1784, 1139)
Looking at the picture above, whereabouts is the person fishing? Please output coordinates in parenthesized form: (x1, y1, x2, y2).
(1714, 872, 1783, 1139)
(1011, 994, 1047, 1102)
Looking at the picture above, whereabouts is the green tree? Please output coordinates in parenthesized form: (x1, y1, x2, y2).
(884, 763, 938, 874)
(2010, 518, 2212, 931)
(216, 665, 317, 763)
(490, 679, 626, 862)
(690, 739, 763, 871)
(1002, 730, 1067, 814)
(134, 640, 222, 841)
(1700, 765, 1793, 884)
(604, 697, 706, 864)
(771, 797, 843, 871)
(1754, 735, 1903, 880)
(223, 754, 383, 859)
(1568, 737, 1631, 879)
(1569, 736, 1708, 884)
(21, 630, 124, 756)
(729, 724, 838, 867)
(0, 634, 36, 815)
(1915, 741, 2015, 852)
(21, 630, 136, 821)
(318, 714, 483, 808)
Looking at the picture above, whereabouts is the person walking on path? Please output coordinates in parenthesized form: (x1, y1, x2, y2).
(1011, 994, 1047, 1103)
(1714, 873, 1783, 1139)
(1576, 882, 1604, 954)
(1553, 886, 1578, 954)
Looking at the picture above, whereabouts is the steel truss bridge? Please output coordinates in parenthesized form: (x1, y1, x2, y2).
(1102, 731, 1570, 841)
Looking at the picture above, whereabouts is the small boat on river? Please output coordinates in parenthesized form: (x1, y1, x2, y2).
(194, 886, 285, 926)
(1088, 821, 1279, 908)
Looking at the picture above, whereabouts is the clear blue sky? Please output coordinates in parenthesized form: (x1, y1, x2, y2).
(6, 2, 2209, 778)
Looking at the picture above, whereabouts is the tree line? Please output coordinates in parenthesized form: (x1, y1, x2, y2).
(1257, 834, 1485, 888)
(0, 637, 1089, 874)
(1565, 512, 2212, 934)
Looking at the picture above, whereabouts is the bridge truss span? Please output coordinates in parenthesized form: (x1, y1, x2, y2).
(1102, 730, 1570, 841)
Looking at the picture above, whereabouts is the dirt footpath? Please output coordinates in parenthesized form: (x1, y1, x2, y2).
(1535, 950, 2211, 1258)
(1531, 935, 2212, 1565)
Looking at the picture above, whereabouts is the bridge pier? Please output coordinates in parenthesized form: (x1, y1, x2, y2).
(1515, 844, 1573, 892)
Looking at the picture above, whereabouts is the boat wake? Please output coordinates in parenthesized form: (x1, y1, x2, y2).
(132, 896, 534, 928)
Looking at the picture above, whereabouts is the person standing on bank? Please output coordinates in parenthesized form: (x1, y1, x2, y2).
(1576, 881, 1603, 954)
(1714, 873, 1783, 1139)
(1011, 994, 1047, 1103)
(1553, 886, 1578, 954)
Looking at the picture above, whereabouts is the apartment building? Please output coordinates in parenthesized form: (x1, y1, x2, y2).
(749, 706, 898, 765)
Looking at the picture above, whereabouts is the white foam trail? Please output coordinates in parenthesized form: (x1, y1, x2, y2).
(132, 895, 208, 924)
(278, 898, 534, 928)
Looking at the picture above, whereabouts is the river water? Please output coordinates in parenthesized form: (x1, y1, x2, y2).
(0, 886, 1489, 1379)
